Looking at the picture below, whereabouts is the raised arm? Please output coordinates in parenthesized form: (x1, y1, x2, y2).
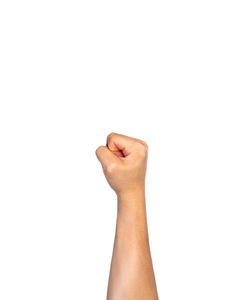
(96, 132, 159, 300)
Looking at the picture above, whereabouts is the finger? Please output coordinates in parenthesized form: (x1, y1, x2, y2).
(106, 132, 138, 156)
(110, 149, 125, 158)
(95, 146, 119, 169)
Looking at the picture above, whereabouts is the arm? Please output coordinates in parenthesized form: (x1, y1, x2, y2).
(96, 132, 159, 300)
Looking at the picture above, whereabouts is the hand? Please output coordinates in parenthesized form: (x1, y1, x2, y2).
(96, 132, 148, 197)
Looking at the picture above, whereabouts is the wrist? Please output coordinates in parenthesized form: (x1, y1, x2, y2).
(117, 187, 146, 213)
(116, 187, 148, 238)
(117, 186, 145, 201)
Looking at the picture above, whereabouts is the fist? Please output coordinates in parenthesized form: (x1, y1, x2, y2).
(96, 133, 148, 196)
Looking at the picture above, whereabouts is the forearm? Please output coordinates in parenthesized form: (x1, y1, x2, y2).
(107, 189, 158, 300)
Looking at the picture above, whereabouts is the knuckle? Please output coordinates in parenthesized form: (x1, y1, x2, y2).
(95, 145, 103, 154)
(106, 162, 117, 174)
(107, 132, 116, 140)
(142, 141, 148, 149)
(137, 142, 148, 156)
(95, 146, 101, 155)
(138, 138, 148, 148)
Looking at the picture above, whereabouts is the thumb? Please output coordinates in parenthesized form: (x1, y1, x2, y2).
(95, 146, 118, 170)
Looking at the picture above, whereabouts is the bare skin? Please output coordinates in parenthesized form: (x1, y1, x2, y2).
(96, 132, 159, 300)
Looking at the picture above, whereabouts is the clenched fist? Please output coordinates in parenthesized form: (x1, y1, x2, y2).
(96, 132, 148, 197)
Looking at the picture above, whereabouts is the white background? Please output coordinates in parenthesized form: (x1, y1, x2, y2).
(0, 1, 249, 299)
